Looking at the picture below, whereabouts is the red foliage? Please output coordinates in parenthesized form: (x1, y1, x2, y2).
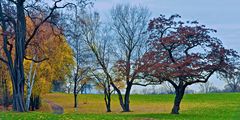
(140, 14, 240, 85)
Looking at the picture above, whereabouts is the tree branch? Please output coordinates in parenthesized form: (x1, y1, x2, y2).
(185, 70, 216, 86)
(25, 1, 74, 49)
(0, 56, 8, 64)
(24, 56, 48, 63)
(132, 82, 158, 86)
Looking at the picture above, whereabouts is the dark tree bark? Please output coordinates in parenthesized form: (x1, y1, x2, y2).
(0, 0, 78, 112)
(0, 0, 27, 112)
(124, 84, 132, 112)
(74, 93, 78, 108)
(30, 97, 34, 111)
(110, 82, 126, 111)
(34, 96, 40, 109)
(1, 79, 9, 110)
(171, 85, 186, 114)
(29, 95, 40, 111)
(104, 88, 111, 112)
(73, 75, 78, 108)
(11, 2, 26, 112)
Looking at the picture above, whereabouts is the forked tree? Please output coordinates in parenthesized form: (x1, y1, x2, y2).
(140, 14, 240, 114)
(109, 4, 150, 112)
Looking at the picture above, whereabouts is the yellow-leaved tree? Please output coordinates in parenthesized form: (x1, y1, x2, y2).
(24, 18, 75, 111)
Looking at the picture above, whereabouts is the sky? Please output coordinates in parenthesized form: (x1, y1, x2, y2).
(92, 0, 240, 91)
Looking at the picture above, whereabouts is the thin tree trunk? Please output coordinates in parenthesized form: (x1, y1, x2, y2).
(110, 82, 126, 111)
(171, 86, 185, 114)
(26, 67, 37, 111)
(73, 76, 78, 108)
(104, 89, 111, 112)
(26, 57, 38, 111)
(30, 97, 34, 111)
(104, 80, 112, 112)
(74, 93, 78, 108)
(106, 95, 111, 112)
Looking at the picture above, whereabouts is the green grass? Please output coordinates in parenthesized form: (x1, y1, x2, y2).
(0, 93, 240, 120)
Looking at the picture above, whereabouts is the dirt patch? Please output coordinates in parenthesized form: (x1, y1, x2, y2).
(44, 100, 64, 114)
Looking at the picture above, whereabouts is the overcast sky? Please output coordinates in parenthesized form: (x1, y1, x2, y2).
(93, 0, 240, 91)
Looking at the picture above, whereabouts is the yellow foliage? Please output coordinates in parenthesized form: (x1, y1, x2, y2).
(0, 16, 75, 97)
(0, 61, 12, 95)
(24, 19, 75, 96)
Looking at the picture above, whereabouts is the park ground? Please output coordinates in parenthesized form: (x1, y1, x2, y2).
(0, 93, 240, 120)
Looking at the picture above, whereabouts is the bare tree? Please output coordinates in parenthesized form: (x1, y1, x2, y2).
(75, 10, 126, 112)
(219, 71, 240, 92)
(109, 4, 150, 112)
(63, 3, 94, 108)
(199, 81, 218, 93)
(92, 71, 113, 112)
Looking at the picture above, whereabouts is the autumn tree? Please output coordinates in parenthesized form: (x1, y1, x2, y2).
(0, 0, 93, 112)
(23, 18, 75, 111)
(140, 14, 240, 114)
(0, 0, 72, 112)
(25, 36, 74, 111)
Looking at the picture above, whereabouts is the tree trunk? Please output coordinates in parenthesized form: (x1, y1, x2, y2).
(73, 81, 78, 108)
(171, 86, 186, 114)
(10, 66, 26, 112)
(0, 0, 26, 112)
(232, 84, 237, 92)
(2, 79, 9, 110)
(110, 82, 126, 111)
(104, 90, 111, 112)
(74, 93, 78, 108)
(30, 97, 34, 111)
(104, 81, 112, 112)
(12, 85, 25, 112)
(26, 88, 31, 111)
(35, 96, 41, 109)
(123, 85, 132, 112)
(11, 2, 27, 112)
(73, 69, 78, 108)
(26, 58, 37, 111)
(106, 95, 111, 112)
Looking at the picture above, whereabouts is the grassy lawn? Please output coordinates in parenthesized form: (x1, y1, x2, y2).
(0, 93, 240, 120)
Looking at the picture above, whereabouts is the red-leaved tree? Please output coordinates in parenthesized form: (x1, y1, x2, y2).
(140, 14, 240, 114)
